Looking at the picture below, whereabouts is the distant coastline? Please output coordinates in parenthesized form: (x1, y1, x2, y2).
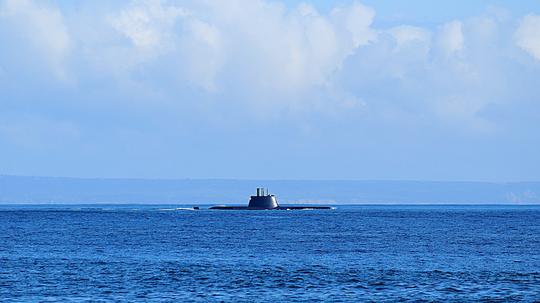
(1, 175, 539, 205)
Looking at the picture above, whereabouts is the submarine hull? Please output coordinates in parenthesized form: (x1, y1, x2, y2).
(208, 187, 333, 210)
(209, 205, 332, 210)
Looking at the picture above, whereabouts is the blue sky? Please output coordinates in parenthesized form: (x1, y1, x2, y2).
(0, 0, 539, 181)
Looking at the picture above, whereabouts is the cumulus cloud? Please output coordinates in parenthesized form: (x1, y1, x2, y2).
(515, 14, 540, 60)
(110, 0, 186, 54)
(340, 11, 538, 132)
(331, 2, 376, 48)
(0, 0, 539, 130)
(204, 1, 376, 100)
(88, 0, 377, 108)
(436, 20, 464, 56)
(388, 25, 431, 48)
(0, 0, 539, 180)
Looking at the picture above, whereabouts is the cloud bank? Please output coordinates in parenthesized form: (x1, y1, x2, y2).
(0, 0, 539, 180)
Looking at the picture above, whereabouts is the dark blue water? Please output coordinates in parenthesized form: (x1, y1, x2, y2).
(1, 205, 540, 302)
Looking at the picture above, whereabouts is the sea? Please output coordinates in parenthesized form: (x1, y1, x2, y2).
(1, 205, 539, 302)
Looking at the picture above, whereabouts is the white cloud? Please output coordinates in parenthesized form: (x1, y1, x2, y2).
(0, 0, 70, 78)
(331, 2, 376, 48)
(1, 0, 538, 133)
(515, 14, 540, 60)
(437, 20, 464, 56)
(297, 3, 318, 17)
(340, 11, 536, 132)
(222, 1, 376, 103)
(110, 0, 186, 55)
(388, 25, 431, 50)
(101, 0, 377, 97)
(177, 18, 223, 91)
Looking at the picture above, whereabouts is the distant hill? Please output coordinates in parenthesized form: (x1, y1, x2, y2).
(0, 175, 539, 204)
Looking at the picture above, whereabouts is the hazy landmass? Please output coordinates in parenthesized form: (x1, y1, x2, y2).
(0, 175, 539, 205)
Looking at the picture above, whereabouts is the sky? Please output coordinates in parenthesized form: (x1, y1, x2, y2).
(0, 0, 539, 181)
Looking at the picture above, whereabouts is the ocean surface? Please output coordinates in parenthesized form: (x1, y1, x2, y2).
(1, 205, 539, 302)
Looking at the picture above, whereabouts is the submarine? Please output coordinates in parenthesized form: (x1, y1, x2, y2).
(209, 188, 333, 210)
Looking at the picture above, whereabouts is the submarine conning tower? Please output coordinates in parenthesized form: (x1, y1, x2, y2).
(248, 187, 279, 209)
